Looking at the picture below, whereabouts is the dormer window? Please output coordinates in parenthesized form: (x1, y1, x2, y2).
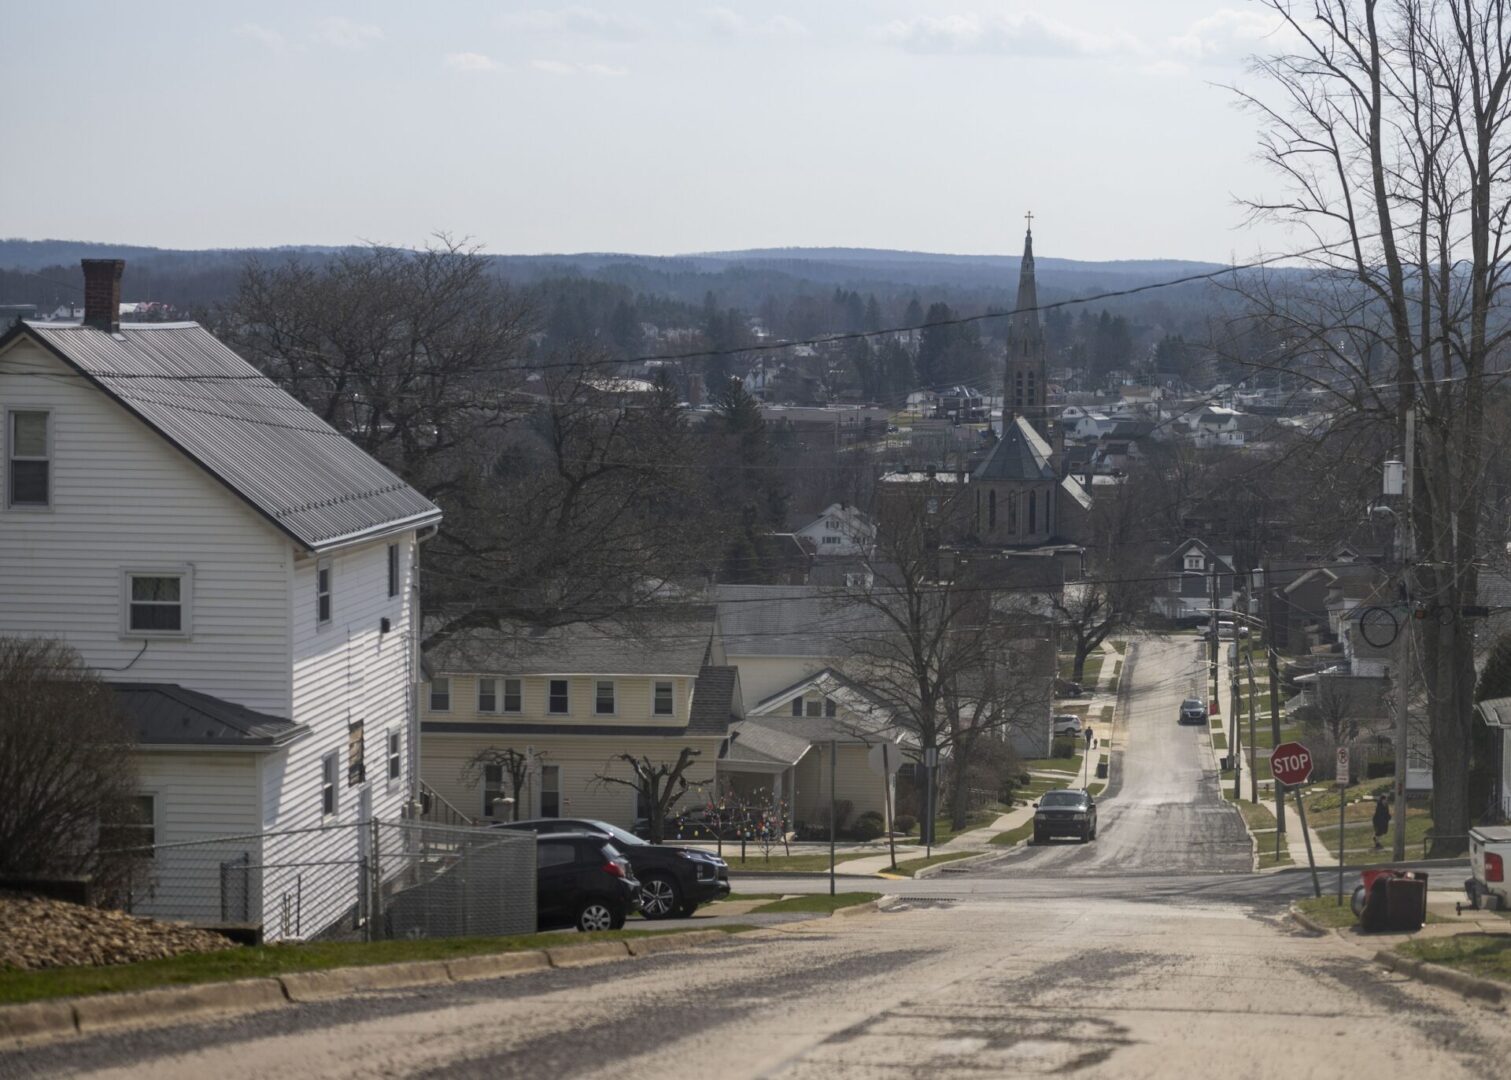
(1184, 554, 1204, 571)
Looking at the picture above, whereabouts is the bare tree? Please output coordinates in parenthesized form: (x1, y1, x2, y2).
(1236, 0, 1511, 852)
(590, 749, 709, 844)
(0, 638, 139, 880)
(834, 481, 1057, 831)
(460, 746, 544, 822)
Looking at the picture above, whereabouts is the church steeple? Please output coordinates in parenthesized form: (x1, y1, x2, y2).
(1004, 215, 1048, 438)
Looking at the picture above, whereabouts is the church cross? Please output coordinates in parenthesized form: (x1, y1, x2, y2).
(1024, 210, 1034, 230)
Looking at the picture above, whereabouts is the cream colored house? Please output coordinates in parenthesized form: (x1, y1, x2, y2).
(720, 668, 904, 830)
(419, 608, 740, 828)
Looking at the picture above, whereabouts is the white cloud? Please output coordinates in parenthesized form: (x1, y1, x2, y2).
(1169, 9, 1289, 63)
(444, 52, 498, 72)
(316, 16, 384, 51)
(703, 8, 808, 37)
(873, 12, 1140, 57)
(235, 22, 288, 53)
(531, 59, 628, 77)
(500, 7, 641, 39)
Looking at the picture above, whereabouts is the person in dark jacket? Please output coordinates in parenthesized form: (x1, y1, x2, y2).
(1372, 795, 1392, 849)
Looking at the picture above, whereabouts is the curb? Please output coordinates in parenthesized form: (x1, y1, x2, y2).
(726, 869, 883, 879)
(0, 931, 740, 1049)
(1288, 903, 1330, 935)
(914, 851, 998, 878)
(1374, 948, 1507, 1007)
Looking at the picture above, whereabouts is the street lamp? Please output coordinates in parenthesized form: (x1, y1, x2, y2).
(1369, 498, 1411, 863)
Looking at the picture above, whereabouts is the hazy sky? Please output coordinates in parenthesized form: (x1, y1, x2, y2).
(2, 1, 1301, 261)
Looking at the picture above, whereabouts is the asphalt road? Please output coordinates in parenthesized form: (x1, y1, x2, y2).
(962, 636, 1253, 878)
(3, 635, 1495, 1077)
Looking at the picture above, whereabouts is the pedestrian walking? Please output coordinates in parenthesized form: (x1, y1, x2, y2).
(1372, 795, 1391, 850)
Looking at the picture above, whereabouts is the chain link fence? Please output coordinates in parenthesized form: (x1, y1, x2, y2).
(101, 819, 535, 943)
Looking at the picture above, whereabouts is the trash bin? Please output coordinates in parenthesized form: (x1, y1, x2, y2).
(1096, 761, 1109, 779)
(1357, 870, 1429, 932)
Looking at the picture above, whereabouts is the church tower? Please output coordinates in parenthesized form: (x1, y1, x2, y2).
(1004, 216, 1049, 440)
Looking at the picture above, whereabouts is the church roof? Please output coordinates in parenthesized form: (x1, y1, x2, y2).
(1060, 474, 1092, 511)
(973, 416, 1057, 482)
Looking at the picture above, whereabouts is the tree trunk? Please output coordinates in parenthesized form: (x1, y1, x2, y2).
(1071, 643, 1092, 685)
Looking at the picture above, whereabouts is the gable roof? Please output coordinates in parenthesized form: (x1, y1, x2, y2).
(3, 321, 441, 552)
(423, 607, 718, 677)
(688, 665, 741, 736)
(712, 585, 885, 657)
(973, 417, 1056, 482)
(110, 682, 308, 748)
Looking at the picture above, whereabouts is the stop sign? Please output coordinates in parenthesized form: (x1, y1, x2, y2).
(1271, 741, 1314, 787)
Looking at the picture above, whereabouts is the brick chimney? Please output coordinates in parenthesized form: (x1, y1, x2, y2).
(81, 259, 124, 332)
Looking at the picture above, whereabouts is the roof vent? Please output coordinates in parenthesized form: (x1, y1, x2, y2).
(81, 258, 124, 332)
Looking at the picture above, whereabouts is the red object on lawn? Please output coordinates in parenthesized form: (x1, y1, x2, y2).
(1270, 741, 1314, 787)
(1209, 699, 1220, 716)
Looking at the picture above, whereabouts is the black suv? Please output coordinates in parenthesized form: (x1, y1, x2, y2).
(533, 832, 642, 932)
(1179, 698, 1208, 725)
(1032, 788, 1098, 844)
(500, 817, 730, 919)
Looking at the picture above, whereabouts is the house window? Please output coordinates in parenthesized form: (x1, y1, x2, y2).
(478, 678, 498, 712)
(548, 679, 569, 714)
(430, 677, 451, 711)
(320, 752, 339, 816)
(503, 678, 522, 713)
(654, 681, 674, 716)
(483, 763, 508, 818)
(540, 764, 561, 817)
(347, 720, 366, 787)
(99, 795, 155, 855)
(596, 681, 616, 715)
(316, 559, 333, 625)
(125, 571, 188, 635)
(6, 410, 50, 508)
(386, 729, 401, 782)
(387, 543, 400, 598)
(805, 699, 822, 717)
(791, 698, 803, 717)
(822, 535, 841, 544)
(825, 698, 837, 718)
(1185, 554, 1204, 571)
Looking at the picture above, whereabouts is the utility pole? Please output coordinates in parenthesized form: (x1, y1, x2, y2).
(1231, 639, 1242, 801)
(828, 739, 837, 897)
(1264, 558, 1286, 845)
(1391, 409, 1414, 863)
(1246, 652, 1259, 804)
(1210, 561, 1220, 712)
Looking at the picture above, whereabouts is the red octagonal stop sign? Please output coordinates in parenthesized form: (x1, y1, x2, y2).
(1271, 741, 1314, 787)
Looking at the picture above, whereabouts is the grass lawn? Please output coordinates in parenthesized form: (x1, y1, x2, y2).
(990, 820, 1036, 846)
(1111, 640, 1128, 655)
(0, 926, 752, 1006)
(1400, 935, 1511, 985)
(1212, 732, 1228, 750)
(1024, 752, 1083, 774)
(892, 851, 976, 877)
(1108, 660, 1123, 693)
(723, 852, 869, 873)
(930, 806, 1005, 844)
(1295, 895, 1358, 928)
(1058, 653, 1105, 686)
(1225, 795, 1293, 868)
(744, 892, 879, 916)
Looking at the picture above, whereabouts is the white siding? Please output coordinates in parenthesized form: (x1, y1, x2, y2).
(0, 340, 293, 715)
(727, 655, 830, 706)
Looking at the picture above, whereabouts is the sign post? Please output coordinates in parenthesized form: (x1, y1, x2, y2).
(923, 746, 939, 857)
(868, 741, 903, 871)
(1272, 741, 1321, 898)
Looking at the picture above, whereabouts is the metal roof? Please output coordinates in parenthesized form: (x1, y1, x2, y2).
(109, 682, 308, 748)
(7, 321, 441, 552)
(712, 586, 885, 658)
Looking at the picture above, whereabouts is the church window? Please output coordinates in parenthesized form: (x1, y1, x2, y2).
(988, 489, 996, 529)
(1007, 493, 1018, 533)
(1028, 491, 1038, 534)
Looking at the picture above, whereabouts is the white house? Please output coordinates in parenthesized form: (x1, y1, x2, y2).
(1186, 406, 1246, 448)
(0, 259, 442, 939)
(793, 502, 877, 557)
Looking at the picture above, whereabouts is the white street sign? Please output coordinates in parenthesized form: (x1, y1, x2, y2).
(1336, 746, 1350, 787)
(868, 741, 903, 778)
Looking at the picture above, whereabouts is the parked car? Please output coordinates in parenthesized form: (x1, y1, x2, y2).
(1179, 698, 1208, 725)
(1052, 713, 1083, 737)
(1054, 678, 1085, 698)
(1032, 788, 1098, 844)
(531, 832, 642, 931)
(1464, 825, 1510, 911)
(499, 817, 730, 919)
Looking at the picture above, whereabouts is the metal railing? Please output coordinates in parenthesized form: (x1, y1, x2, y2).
(100, 818, 534, 943)
(415, 781, 478, 828)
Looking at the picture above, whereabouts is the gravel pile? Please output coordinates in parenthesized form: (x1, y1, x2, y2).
(0, 892, 236, 971)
